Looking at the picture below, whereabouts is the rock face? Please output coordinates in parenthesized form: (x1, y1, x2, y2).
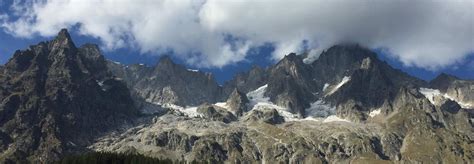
(95, 44, 472, 163)
(244, 108, 285, 124)
(265, 53, 318, 116)
(108, 56, 224, 106)
(196, 104, 237, 123)
(225, 89, 250, 116)
(110, 44, 429, 119)
(0, 29, 473, 163)
(312, 45, 427, 120)
(218, 45, 427, 118)
(430, 73, 474, 109)
(222, 65, 268, 95)
(0, 29, 137, 163)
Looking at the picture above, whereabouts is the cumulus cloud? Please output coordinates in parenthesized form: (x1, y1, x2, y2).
(1, 0, 473, 69)
(1, 0, 250, 67)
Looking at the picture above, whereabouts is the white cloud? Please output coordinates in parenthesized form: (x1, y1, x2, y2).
(1, 0, 247, 67)
(1, 0, 473, 69)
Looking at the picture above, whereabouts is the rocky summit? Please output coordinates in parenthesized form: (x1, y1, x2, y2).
(1, 29, 473, 163)
(0, 29, 138, 163)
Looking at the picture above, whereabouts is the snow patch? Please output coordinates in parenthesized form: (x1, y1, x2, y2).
(214, 102, 228, 109)
(326, 76, 351, 95)
(420, 88, 473, 109)
(246, 85, 347, 122)
(187, 69, 199, 72)
(443, 94, 473, 109)
(68, 141, 77, 147)
(369, 109, 381, 117)
(161, 103, 202, 118)
(305, 100, 335, 118)
(96, 80, 106, 91)
(96, 80, 104, 87)
(247, 84, 270, 104)
(419, 88, 442, 104)
(246, 84, 301, 121)
(323, 115, 351, 123)
(107, 59, 122, 65)
(322, 83, 330, 92)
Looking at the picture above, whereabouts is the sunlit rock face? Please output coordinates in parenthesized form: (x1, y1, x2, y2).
(430, 73, 474, 109)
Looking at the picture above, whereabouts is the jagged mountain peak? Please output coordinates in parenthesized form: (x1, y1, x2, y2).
(111, 53, 224, 106)
(158, 55, 173, 63)
(228, 88, 248, 102)
(312, 44, 400, 83)
(430, 73, 459, 91)
(0, 28, 137, 162)
(429, 73, 473, 107)
(432, 73, 460, 82)
(277, 52, 304, 65)
(318, 44, 377, 64)
(57, 28, 71, 39)
(49, 28, 76, 50)
(283, 52, 298, 59)
(154, 55, 182, 73)
(226, 88, 249, 116)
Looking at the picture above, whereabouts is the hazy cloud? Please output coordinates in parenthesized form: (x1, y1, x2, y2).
(1, 0, 473, 69)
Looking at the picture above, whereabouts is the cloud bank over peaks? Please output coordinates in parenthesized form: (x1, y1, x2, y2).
(1, 0, 473, 70)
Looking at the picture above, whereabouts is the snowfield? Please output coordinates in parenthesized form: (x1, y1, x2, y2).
(326, 76, 351, 95)
(322, 83, 330, 92)
(247, 84, 300, 121)
(420, 88, 473, 109)
(161, 103, 202, 118)
(247, 84, 270, 104)
(247, 84, 349, 123)
(187, 69, 199, 72)
(323, 115, 351, 123)
(369, 109, 381, 117)
(142, 83, 353, 123)
(305, 100, 336, 118)
(419, 88, 442, 104)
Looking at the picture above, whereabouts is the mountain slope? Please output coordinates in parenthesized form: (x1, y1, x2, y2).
(217, 44, 428, 119)
(90, 85, 473, 163)
(0, 29, 137, 163)
(98, 43, 473, 163)
(108, 56, 224, 107)
(429, 73, 474, 109)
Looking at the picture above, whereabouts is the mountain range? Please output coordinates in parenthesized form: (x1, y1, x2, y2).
(0, 29, 473, 163)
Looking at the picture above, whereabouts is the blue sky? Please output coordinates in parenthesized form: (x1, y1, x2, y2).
(0, 0, 473, 84)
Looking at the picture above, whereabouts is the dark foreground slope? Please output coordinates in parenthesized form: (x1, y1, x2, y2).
(0, 29, 137, 163)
